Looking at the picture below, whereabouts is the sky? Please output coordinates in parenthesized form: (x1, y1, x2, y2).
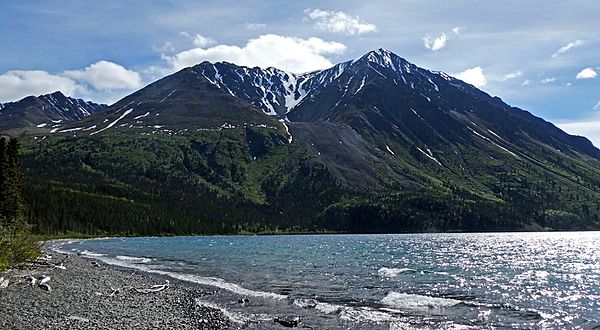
(0, 1, 599, 145)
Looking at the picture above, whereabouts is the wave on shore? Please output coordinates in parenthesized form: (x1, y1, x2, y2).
(115, 255, 152, 263)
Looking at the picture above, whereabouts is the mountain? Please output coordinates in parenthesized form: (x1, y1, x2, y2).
(17, 49, 600, 235)
(0, 91, 106, 133)
(61, 65, 287, 137)
(148, 49, 599, 189)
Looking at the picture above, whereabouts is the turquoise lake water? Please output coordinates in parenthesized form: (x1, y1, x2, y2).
(54, 232, 600, 329)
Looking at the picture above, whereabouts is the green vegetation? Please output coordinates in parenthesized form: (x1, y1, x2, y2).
(15, 124, 599, 239)
(0, 137, 39, 271)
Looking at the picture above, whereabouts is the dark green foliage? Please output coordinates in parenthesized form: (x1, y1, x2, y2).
(19, 125, 600, 238)
(0, 137, 24, 225)
(0, 137, 39, 271)
(0, 221, 40, 271)
(319, 192, 530, 233)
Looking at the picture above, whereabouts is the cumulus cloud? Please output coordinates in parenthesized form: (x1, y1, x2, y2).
(456, 66, 487, 87)
(163, 34, 347, 73)
(552, 40, 583, 58)
(452, 27, 463, 35)
(0, 70, 80, 102)
(501, 70, 523, 81)
(305, 9, 377, 35)
(541, 77, 556, 84)
(594, 100, 600, 111)
(64, 61, 142, 90)
(522, 80, 531, 86)
(576, 67, 597, 79)
(193, 34, 217, 48)
(422, 33, 448, 51)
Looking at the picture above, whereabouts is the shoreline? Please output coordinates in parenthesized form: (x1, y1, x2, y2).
(34, 228, 600, 245)
(0, 246, 233, 329)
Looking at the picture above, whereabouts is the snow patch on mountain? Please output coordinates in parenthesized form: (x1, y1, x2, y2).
(90, 109, 133, 136)
(417, 147, 442, 166)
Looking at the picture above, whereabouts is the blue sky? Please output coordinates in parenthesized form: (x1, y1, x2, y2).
(1, 1, 599, 144)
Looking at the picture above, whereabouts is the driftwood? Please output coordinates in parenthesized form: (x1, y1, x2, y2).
(0, 277, 9, 289)
(133, 280, 170, 294)
(31, 275, 52, 292)
(104, 278, 132, 297)
(273, 316, 301, 328)
(17, 254, 70, 270)
(26, 275, 37, 286)
(39, 275, 50, 285)
(39, 283, 52, 292)
(109, 287, 120, 297)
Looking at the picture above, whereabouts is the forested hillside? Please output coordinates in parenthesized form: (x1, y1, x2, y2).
(18, 126, 600, 237)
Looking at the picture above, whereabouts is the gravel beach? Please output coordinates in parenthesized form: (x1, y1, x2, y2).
(0, 246, 233, 329)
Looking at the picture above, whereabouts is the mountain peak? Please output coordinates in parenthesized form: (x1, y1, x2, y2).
(47, 91, 66, 98)
(367, 48, 395, 58)
(353, 48, 405, 69)
(0, 91, 106, 132)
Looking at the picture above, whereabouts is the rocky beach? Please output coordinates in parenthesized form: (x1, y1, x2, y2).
(0, 246, 232, 329)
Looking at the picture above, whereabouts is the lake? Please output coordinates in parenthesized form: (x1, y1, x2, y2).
(54, 232, 600, 329)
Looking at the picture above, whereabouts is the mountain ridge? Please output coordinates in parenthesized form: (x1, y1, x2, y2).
(13, 48, 600, 235)
(50, 48, 598, 161)
(0, 91, 106, 133)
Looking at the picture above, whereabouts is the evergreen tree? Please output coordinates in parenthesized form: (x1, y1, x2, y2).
(0, 137, 38, 271)
(0, 137, 8, 225)
(5, 138, 23, 222)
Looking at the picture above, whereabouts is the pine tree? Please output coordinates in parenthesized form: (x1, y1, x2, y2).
(0, 137, 8, 225)
(6, 138, 23, 222)
(0, 136, 39, 271)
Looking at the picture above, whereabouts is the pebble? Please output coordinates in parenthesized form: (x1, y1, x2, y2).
(0, 249, 233, 329)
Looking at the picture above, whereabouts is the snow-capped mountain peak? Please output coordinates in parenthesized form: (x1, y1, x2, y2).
(0, 91, 106, 132)
(182, 49, 463, 117)
(191, 61, 304, 116)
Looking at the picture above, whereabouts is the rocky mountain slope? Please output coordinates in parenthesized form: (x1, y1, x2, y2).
(0, 91, 105, 133)
(16, 49, 600, 234)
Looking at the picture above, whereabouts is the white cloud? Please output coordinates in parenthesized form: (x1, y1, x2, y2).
(594, 100, 600, 111)
(557, 119, 600, 147)
(64, 61, 142, 90)
(540, 77, 556, 84)
(452, 27, 463, 35)
(456, 66, 487, 87)
(153, 41, 175, 53)
(0, 70, 80, 102)
(305, 9, 377, 35)
(245, 23, 266, 30)
(422, 33, 448, 51)
(552, 40, 583, 58)
(163, 34, 347, 73)
(501, 70, 523, 81)
(576, 67, 597, 79)
(193, 34, 217, 48)
(522, 80, 531, 86)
